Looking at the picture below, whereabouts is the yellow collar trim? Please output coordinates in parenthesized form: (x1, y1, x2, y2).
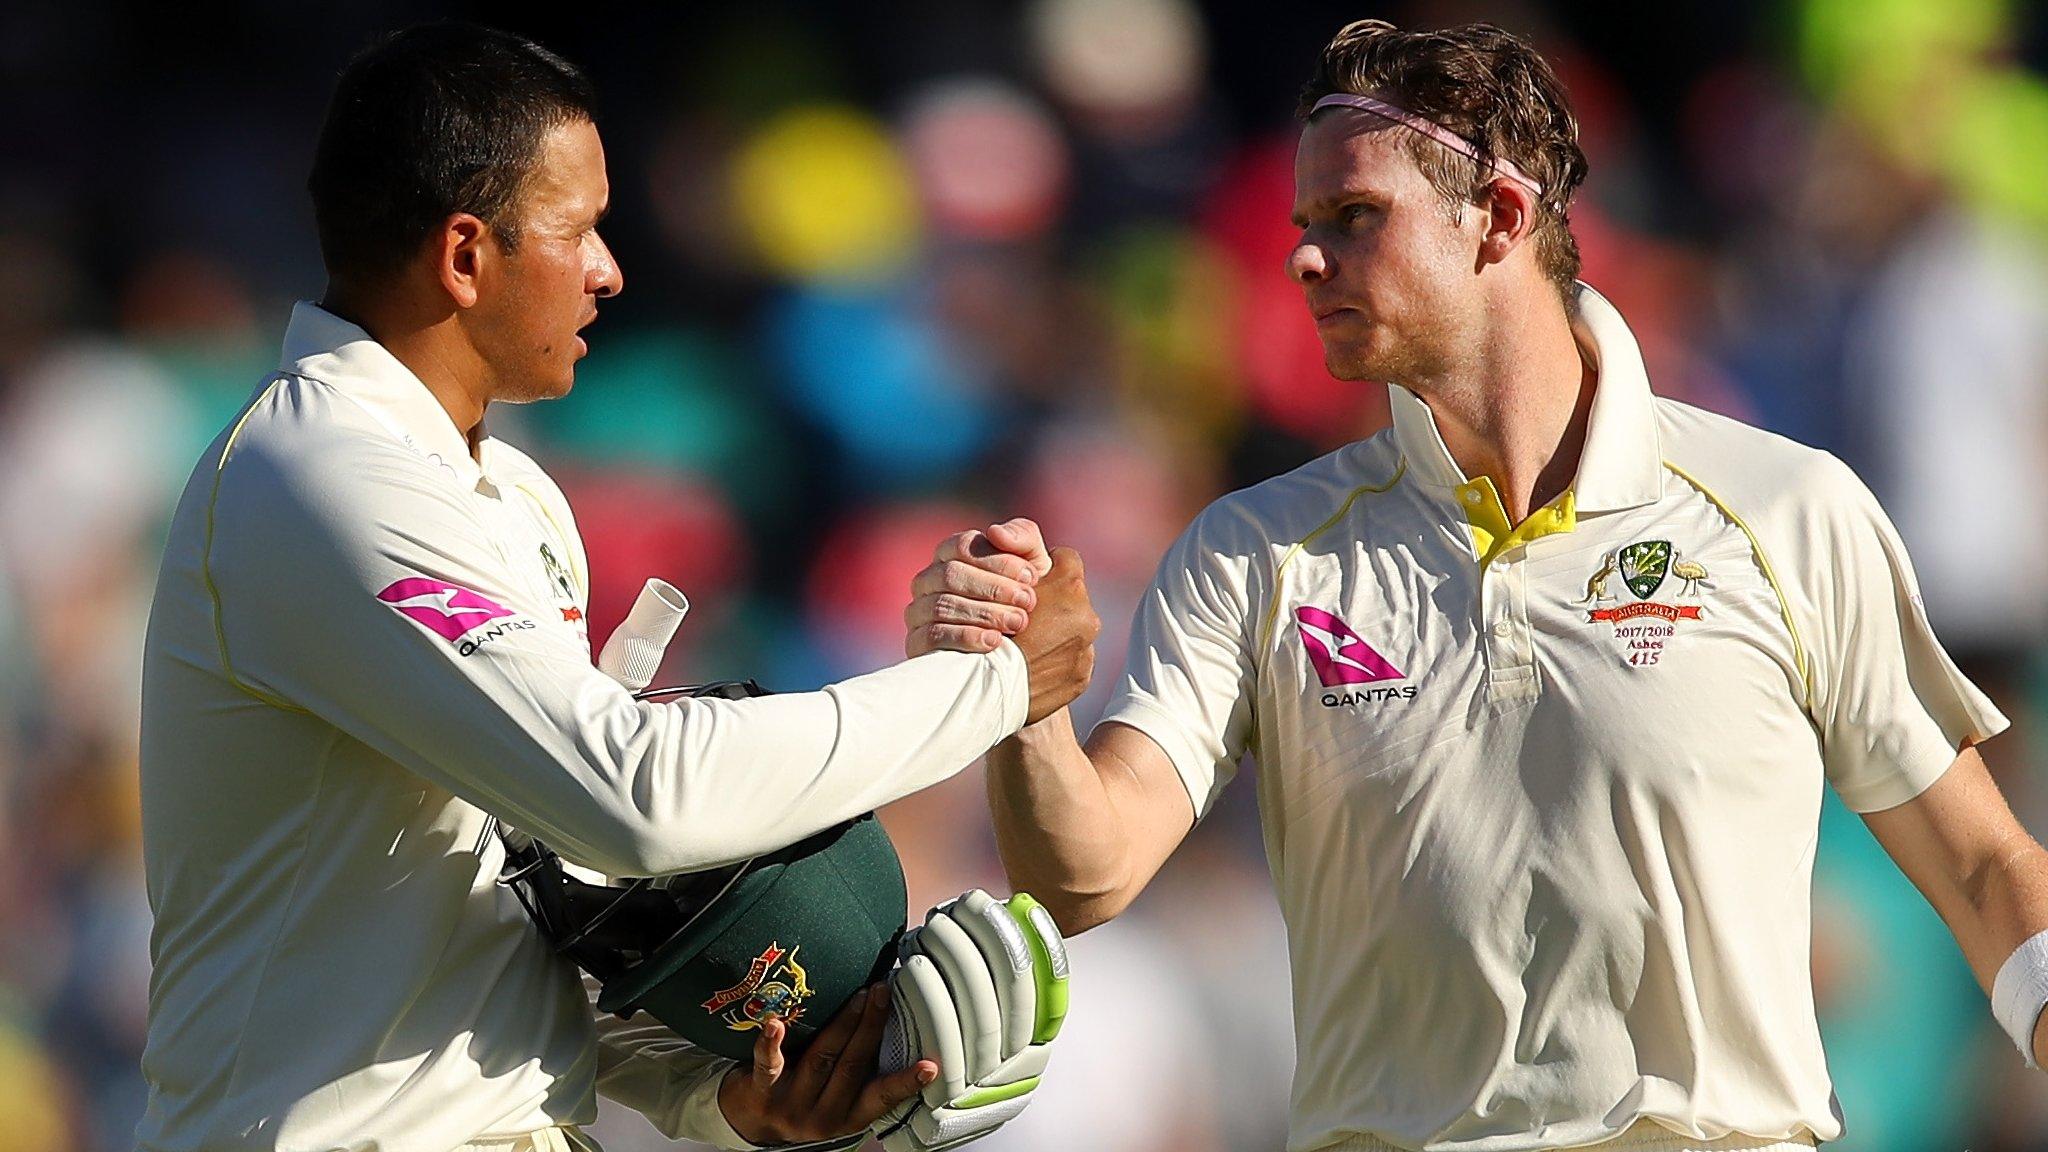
(1455, 477, 1576, 567)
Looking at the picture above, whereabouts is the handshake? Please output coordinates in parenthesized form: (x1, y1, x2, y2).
(904, 518, 1101, 726)
(720, 890, 1069, 1152)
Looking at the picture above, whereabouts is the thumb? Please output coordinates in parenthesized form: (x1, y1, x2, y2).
(751, 1017, 787, 1094)
(987, 519, 1053, 578)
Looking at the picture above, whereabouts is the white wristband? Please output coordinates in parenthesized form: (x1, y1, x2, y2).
(1992, 927, 2048, 1067)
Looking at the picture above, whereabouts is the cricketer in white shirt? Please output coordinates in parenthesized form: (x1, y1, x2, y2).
(135, 303, 1031, 1152)
(1096, 283, 2005, 1151)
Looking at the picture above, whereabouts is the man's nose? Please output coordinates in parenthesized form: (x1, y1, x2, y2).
(1287, 240, 1329, 285)
(590, 234, 623, 298)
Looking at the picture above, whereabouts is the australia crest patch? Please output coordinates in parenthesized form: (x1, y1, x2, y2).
(701, 942, 814, 1033)
(1578, 539, 1711, 667)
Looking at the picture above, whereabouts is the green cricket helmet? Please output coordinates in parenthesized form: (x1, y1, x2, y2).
(498, 679, 908, 1062)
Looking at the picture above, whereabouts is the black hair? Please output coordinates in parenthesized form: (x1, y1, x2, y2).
(307, 22, 596, 285)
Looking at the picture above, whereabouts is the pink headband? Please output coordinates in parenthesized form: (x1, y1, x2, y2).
(1310, 94, 1543, 198)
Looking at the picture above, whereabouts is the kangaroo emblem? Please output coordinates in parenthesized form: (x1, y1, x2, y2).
(1580, 551, 1619, 605)
(1672, 558, 1711, 597)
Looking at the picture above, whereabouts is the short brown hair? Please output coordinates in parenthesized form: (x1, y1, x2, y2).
(1298, 20, 1589, 300)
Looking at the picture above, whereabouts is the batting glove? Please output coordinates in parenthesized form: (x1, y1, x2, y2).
(872, 890, 1070, 1152)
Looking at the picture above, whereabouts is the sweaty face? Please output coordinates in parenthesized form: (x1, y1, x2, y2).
(471, 117, 622, 403)
(1287, 111, 1484, 384)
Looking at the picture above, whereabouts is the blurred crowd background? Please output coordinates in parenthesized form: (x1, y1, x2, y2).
(3, 0, 2048, 1148)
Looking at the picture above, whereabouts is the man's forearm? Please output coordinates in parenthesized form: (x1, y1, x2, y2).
(1967, 834, 2048, 1065)
(986, 711, 1133, 933)
(1959, 829, 2048, 974)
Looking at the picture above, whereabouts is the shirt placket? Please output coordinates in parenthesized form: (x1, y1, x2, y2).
(1481, 548, 1537, 700)
(1453, 480, 1545, 702)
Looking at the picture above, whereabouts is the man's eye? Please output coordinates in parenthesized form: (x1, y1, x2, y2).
(1342, 204, 1370, 225)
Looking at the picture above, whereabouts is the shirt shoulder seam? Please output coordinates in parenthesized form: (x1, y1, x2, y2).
(1255, 457, 1409, 652)
(203, 377, 310, 714)
(1661, 459, 1815, 715)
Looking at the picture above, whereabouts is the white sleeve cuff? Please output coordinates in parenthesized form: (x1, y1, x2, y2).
(990, 639, 1029, 734)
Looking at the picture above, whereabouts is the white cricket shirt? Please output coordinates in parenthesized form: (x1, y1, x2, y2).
(137, 304, 1029, 1152)
(1099, 284, 2005, 1152)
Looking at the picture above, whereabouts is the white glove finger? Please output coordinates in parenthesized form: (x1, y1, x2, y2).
(896, 953, 969, 1108)
(915, 910, 1003, 1082)
(909, 1092, 1036, 1149)
(881, 1091, 1038, 1152)
(952, 890, 1035, 1059)
(979, 1041, 1051, 1089)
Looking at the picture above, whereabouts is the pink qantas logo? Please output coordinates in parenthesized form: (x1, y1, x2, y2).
(377, 577, 515, 642)
(1294, 606, 1404, 686)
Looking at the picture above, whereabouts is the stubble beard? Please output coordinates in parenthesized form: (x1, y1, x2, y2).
(1322, 331, 1416, 387)
(1322, 311, 1460, 390)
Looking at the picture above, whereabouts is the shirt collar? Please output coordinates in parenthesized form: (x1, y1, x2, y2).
(1388, 281, 1663, 514)
(278, 301, 488, 489)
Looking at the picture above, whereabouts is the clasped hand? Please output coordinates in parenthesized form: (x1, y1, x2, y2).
(904, 518, 1099, 724)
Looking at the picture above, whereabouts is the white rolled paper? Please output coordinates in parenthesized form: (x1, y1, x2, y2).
(597, 579, 689, 692)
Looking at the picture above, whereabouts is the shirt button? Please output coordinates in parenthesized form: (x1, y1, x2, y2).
(1490, 619, 1513, 639)
(1464, 489, 1482, 505)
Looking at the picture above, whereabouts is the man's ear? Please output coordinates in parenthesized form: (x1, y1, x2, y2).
(432, 213, 491, 308)
(1475, 179, 1539, 268)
